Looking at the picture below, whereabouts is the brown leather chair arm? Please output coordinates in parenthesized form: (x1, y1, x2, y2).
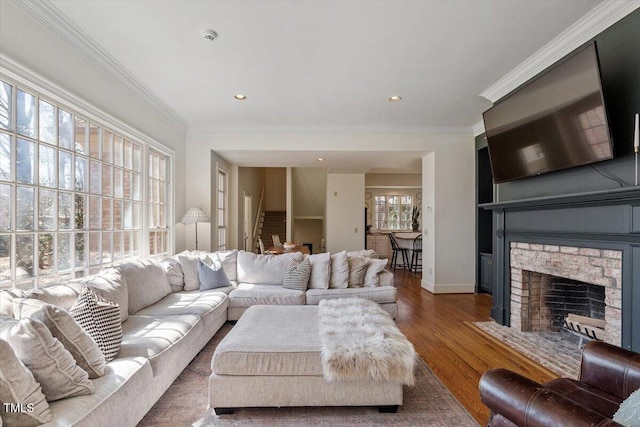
(579, 341, 640, 400)
(479, 368, 622, 427)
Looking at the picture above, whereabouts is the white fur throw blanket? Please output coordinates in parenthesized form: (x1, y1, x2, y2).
(318, 298, 416, 385)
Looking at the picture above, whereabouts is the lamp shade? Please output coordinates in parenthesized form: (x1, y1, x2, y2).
(181, 207, 210, 224)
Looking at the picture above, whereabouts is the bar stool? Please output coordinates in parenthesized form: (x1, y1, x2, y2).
(411, 234, 422, 273)
(389, 233, 410, 271)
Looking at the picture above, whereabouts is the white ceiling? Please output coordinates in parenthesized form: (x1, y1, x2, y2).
(44, 0, 604, 171)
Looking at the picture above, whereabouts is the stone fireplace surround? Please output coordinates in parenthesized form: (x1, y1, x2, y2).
(509, 242, 622, 346)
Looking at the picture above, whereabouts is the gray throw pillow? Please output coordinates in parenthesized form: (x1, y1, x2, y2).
(0, 339, 52, 426)
(198, 259, 232, 291)
(283, 258, 311, 291)
(613, 387, 640, 427)
(70, 287, 123, 363)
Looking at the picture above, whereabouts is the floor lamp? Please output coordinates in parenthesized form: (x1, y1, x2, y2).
(181, 207, 210, 250)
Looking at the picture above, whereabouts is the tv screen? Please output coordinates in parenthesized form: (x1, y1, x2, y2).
(483, 43, 613, 184)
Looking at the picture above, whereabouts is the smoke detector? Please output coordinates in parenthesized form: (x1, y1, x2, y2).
(202, 30, 218, 41)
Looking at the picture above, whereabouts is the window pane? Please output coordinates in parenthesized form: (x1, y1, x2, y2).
(101, 232, 112, 264)
(89, 196, 101, 230)
(89, 124, 100, 159)
(39, 189, 56, 231)
(38, 233, 54, 275)
(16, 138, 35, 184)
(58, 232, 72, 271)
(113, 199, 122, 230)
(74, 232, 86, 268)
(39, 100, 56, 144)
(58, 192, 73, 230)
(102, 198, 112, 230)
(58, 150, 73, 190)
(149, 231, 156, 255)
(0, 234, 11, 284)
(132, 202, 140, 229)
(88, 231, 100, 265)
(123, 171, 131, 199)
(131, 231, 139, 254)
(102, 130, 112, 163)
(75, 155, 87, 192)
(123, 201, 132, 229)
(89, 159, 101, 194)
(58, 109, 73, 150)
(113, 168, 123, 198)
(74, 117, 87, 154)
(0, 82, 11, 131)
(113, 232, 122, 261)
(16, 90, 36, 138)
(132, 173, 140, 200)
(16, 233, 34, 278)
(113, 135, 123, 166)
(133, 144, 141, 172)
(159, 157, 166, 181)
(16, 186, 34, 231)
(102, 164, 112, 196)
(39, 145, 56, 187)
(0, 133, 11, 181)
(0, 184, 10, 230)
(124, 139, 132, 169)
(74, 194, 86, 230)
(123, 231, 131, 258)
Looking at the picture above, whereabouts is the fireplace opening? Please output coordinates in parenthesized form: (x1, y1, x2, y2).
(545, 279, 605, 330)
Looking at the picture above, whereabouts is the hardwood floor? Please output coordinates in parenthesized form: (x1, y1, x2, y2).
(393, 268, 557, 425)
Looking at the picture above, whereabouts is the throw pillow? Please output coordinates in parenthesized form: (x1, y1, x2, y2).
(81, 268, 128, 322)
(118, 259, 172, 315)
(0, 317, 93, 402)
(347, 257, 369, 287)
(26, 283, 82, 310)
(0, 339, 52, 426)
(177, 252, 205, 291)
(363, 258, 389, 287)
(307, 252, 331, 289)
(0, 289, 26, 318)
(160, 255, 185, 292)
(198, 259, 232, 291)
(13, 299, 106, 378)
(329, 251, 349, 289)
(283, 258, 311, 291)
(70, 287, 123, 363)
(208, 249, 238, 281)
(613, 387, 640, 427)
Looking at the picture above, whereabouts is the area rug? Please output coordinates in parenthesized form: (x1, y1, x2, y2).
(139, 323, 479, 427)
(471, 321, 581, 379)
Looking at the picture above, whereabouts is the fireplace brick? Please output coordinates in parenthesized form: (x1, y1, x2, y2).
(603, 250, 622, 260)
(543, 245, 560, 252)
(560, 246, 580, 254)
(517, 242, 531, 250)
(578, 248, 602, 257)
(605, 287, 622, 309)
(530, 244, 544, 251)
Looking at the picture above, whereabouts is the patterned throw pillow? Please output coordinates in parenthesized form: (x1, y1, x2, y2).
(0, 339, 52, 426)
(283, 258, 311, 291)
(198, 259, 232, 291)
(613, 387, 640, 427)
(70, 287, 123, 362)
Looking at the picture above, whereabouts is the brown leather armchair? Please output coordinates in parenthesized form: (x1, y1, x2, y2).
(479, 340, 640, 427)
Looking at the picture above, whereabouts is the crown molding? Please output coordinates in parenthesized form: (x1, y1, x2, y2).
(13, 0, 189, 132)
(472, 120, 486, 137)
(480, 0, 640, 103)
(187, 124, 474, 137)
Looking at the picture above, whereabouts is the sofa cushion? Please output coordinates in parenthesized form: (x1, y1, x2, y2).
(0, 339, 52, 426)
(544, 377, 623, 419)
(135, 291, 228, 318)
(229, 283, 305, 307)
(0, 317, 93, 402)
(305, 286, 398, 305)
(118, 314, 201, 374)
(160, 255, 185, 292)
(282, 258, 311, 291)
(237, 251, 303, 285)
(81, 268, 128, 322)
(306, 252, 330, 290)
(25, 283, 82, 310)
(347, 249, 378, 258)
(208, 249, 238, 282)
(118, 260, 172, 314)
(347, 257, 369, 287)
(13, 299, 106, 378)
(198, 259, 232, 290)
(329, 251, 349, 289)
(70, 287, 123, 363)
(364, 258, 389, 287)
(0, 289, 26, 317)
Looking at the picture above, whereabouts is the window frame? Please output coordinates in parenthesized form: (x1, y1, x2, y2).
(373, 194, 413, 231)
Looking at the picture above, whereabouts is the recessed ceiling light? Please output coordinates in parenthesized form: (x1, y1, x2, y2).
(316, 158, 325, 162)
(388, 96, 402, 102)
(234, 94, 246, 100)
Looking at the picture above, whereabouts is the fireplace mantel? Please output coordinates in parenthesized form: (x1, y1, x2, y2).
(482, 187, 640, 351)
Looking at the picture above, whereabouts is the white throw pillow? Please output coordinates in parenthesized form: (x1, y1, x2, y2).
(307, 252, 331, 289)
(26, 283, 82, 311)
(177, 252, 212, 291)
(613, 387, 640, 427)
(118, 259, 172, 314)
(0, 339, 52, 426)
(329, 251, 349, 289)
(160, 255, 185, 292)
(13, 299, 106, 379)
(237, 250, 304, 285)
(363, 258, 389, 287)
(347, 257, 369, 287)
(80, 268, 128, 322)
(209, 249, 238, 282)
(0, 317, 93, 402)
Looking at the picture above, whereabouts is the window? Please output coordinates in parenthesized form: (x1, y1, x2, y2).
(148, 150, 169, 257)
(373, 194, 413, 230)
(217, 169, 227, 251)
(0, 77, 171, 289)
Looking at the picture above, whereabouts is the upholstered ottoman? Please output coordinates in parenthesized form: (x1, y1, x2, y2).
(209, 303, 410, 414)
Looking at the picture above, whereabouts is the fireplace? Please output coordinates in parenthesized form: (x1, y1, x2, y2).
(510, 242, 621, 346)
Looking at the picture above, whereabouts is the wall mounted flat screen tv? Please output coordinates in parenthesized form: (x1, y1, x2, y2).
(483, 43, 613, 184)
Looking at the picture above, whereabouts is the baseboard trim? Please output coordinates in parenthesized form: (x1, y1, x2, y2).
(421, 280, 475, 294)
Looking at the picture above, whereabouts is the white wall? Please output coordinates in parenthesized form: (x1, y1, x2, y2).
(422, 140, 476, 293)
(0, 2, 188, 252)
(326, 173, 365, 252)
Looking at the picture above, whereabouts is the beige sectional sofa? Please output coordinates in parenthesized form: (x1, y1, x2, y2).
(0, 249, 395, 426)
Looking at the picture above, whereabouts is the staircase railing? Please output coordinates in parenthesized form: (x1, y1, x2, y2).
(252, 187, 265, 252)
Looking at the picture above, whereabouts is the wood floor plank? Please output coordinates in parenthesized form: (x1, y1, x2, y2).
(392, 269, 557, 424)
